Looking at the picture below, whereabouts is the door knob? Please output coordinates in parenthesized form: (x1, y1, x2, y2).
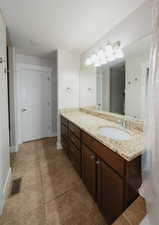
(21, 108, 27, 112)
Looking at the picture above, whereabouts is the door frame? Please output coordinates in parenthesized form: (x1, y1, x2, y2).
(16, 63, 52, 144)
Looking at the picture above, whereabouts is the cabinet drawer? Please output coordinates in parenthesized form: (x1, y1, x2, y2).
(70, 157, 81, 176)
(69, 147, 81, 176)
(69, 121, 80, 138)
(70, 131, 80, 150)
(61, 116, 68, 127)
(70, 142, 81, 164)
(82, 131, 125, 177)
(61, 124, 68, 138)
(61, 136, 69, 153)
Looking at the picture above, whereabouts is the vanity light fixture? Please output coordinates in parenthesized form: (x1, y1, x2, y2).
(85, 41, 124, 67)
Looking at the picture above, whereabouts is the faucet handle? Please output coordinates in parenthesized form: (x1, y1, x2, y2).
(118, 119, 122, 126)
(125, 120, 130, 129)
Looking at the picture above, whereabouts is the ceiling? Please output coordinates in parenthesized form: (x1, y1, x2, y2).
(0, 0, 146, 58)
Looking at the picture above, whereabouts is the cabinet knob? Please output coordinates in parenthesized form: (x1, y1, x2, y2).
(91, 155, 95, 159)
(96, 160, 100, 165)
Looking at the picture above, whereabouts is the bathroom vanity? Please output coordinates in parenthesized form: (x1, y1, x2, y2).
(60, 110, 143, 225)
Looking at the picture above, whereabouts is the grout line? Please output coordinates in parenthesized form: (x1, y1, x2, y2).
(36, 145, 47, 224)
(43, 185, 77, 206)
(123, 213, 133, 225)
(5, 139, 106, 225)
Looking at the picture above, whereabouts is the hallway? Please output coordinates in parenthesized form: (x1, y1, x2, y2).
(0, 138, 106, 225)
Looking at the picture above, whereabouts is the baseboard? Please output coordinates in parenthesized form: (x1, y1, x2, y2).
(56, 142, 62, 150)
(0, 168, 12, 215)
(9, 146, 16, 153)
(9, 144, 19, 153)
(48, 132, 57, 137)
(15, 144, 19, 152)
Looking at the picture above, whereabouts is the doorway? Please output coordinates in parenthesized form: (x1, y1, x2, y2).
(17, 64, 52, 143)
(110, 62, 125, 115)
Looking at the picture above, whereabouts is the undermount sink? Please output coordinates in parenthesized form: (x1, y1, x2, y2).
(99, 127, 131, 141)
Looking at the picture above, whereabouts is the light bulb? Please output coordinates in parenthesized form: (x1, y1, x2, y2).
(94, 59, 101, 67)
(91, 54, 97, 64)
(85, 57, 92, 66)
(115, 49, 124, 59)
(105, 44, 113, 55)
(96, 49, 107, 65)
(100, 57, 107, 65)
(97, 49, 104, 58)
(107, 54, 115, 62)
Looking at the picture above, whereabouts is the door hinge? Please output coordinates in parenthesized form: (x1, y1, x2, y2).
(48, 77, 50, 81)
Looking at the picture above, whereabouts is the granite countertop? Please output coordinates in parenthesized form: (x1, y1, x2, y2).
(61, 110, 144, 161)
(113, 197, 146, 225)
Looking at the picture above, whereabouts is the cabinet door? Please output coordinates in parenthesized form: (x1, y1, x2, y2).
(97, 160, 124, 225)
(69, 142, 81, 176)
(82, 145, 96, 200)
(61, 135, 69, 154)
(61, 124, 69, 154)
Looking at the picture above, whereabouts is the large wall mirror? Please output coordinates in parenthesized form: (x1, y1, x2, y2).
(79, 35, 151, 120)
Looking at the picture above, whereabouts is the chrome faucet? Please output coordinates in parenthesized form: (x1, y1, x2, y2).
(118, 119, 129, 129)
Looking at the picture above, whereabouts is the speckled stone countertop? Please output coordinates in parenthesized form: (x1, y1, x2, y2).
(61, 110, 144, 161)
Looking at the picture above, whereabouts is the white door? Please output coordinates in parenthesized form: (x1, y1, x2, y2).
(18, 65, 51, 143)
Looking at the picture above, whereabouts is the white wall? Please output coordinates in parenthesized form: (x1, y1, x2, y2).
(15, 53, 57, 136)
(57, 50, 80, 109)
(80, 1, 152, 118)
(57, 50, 80, 148)
(0, 10, 11, 214)
(81, 0, 152, 64)
(125, 53, 149, 119)
(16, 54, 55, 68)
(79, 67, 96, 108)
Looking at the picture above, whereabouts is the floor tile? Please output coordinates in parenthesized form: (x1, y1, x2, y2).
(4, 183, 43, 218)
(12, 164, 41, 190)
(40, 152, 72, 176)
(123, 197, 146, 225)
(112, 215, 130, 225)
(42, 166, 81, 203)
(1, 206, 45, 225)
(45, 188, 94, 225)
(1, 138, 106, 225)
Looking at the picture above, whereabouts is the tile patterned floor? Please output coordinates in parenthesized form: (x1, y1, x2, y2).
(0, 138, 106, 225)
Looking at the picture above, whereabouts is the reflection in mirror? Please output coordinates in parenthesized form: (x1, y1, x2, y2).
(96, 62, 125, 115)
(79, 67, 96, 108)
(79, 35, 151, 120)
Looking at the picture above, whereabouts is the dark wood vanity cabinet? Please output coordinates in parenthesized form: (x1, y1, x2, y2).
(61, 116, 81, 176)
(82, 145, 97, 200)
(97, 160, 124, 224)
(69, 141, 81, 175)
(60, 115, 142, 225)
(61, 117, 69, 155)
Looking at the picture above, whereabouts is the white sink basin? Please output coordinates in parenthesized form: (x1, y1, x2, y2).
(99, 127, 131, 141)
